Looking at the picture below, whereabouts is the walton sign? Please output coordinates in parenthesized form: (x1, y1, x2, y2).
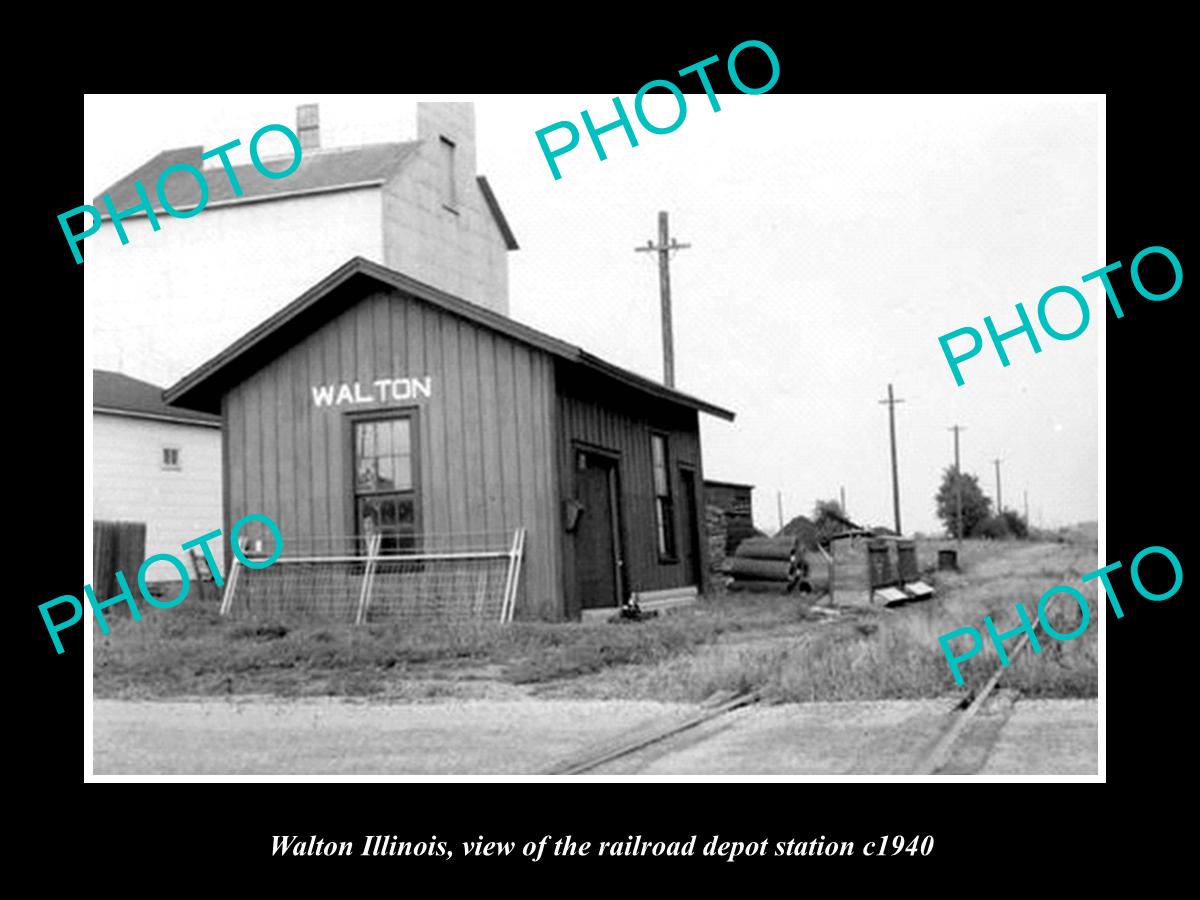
(311, 376, 433, 408)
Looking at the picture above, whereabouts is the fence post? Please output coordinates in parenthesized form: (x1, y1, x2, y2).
(499, 529, 518, 623)
(499, 527, 526, 624)
(355, 533, 381, 625)
(219, 539, 246, 616)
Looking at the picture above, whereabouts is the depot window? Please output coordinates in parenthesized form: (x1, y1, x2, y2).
(353, 414, 418, 554)
(651, 432, 676, 561)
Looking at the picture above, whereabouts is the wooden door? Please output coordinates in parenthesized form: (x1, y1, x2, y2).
(575, 451, 622, 609)
(679, 466, 702, 587)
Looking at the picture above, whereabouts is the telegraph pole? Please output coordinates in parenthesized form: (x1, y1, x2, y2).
(777, 491, 784, 532)
(948, 425, 966, 548)
(634, 211, 690, 388)
(1024, 489, 1029, 524)
(879, 384, 905, 535)
(993, 458, 1003, 513)
(840, 485, 846, 518)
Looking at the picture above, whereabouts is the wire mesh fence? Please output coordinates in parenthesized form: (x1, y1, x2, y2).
(221, 529, 525, 626)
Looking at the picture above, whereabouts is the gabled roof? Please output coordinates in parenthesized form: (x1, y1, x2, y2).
(164, 257, 736, 423)
(94, 370, 221, 427)
(94, 141, 520, 249)
(95, 142, 421, 217)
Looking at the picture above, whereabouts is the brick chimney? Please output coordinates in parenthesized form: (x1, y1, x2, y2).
(297, 103, 320, 150)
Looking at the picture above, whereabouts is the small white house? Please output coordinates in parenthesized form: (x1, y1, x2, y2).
(93, 369, 222, 580)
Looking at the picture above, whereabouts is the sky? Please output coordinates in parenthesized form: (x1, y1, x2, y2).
(83, 94, 1101, 535)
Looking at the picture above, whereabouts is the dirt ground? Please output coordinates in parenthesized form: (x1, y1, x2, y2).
(92, 696, 1097, 776)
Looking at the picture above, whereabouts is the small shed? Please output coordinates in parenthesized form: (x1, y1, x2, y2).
(703, 479, 757, 554)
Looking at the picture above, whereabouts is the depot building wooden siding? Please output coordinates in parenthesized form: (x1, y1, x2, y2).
(168, 257, 733, 621)
(222, 288, 562, 619)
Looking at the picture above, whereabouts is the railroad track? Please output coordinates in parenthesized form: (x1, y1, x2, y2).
(913, 622, 1038, 775)
(544, 689, 765, 775)
(544, 604, 1039, 776)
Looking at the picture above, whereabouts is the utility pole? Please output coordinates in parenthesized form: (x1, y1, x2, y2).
(879, 384, 905, 535)
(948, 425, 966, 548)
(634, 211, 690, 388)
(777, 491, 784, 532)
(993, 458, 1003, 513)
(840, 485, 846, 518)
(1024, 489, 1029, 525)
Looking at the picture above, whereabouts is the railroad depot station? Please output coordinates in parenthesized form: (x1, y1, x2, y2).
(165, 256, 734, 621)
(90, 99, 739, 622)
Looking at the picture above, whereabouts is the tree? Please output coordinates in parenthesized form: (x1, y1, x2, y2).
(977, 515, 1010, 540)
(1001, 509, 1029, 539)
(812, 499, 849, 544)
(977, 509, 1031, 540)
(935, 467, 992, 538)
(780, 514, 819, 551)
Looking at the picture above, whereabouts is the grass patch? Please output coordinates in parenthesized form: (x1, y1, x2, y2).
(93, 592, 807, 700)
(546, 536, 1098, 703)
(95, 536, 1097, 702)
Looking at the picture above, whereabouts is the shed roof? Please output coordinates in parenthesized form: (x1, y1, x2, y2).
(704, 480, 755, 492)
(164, 257, 736, 422)
(94, 369, 221, 427)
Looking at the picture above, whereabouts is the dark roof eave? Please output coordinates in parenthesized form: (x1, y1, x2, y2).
(475, 176, 519, 250)
(94, 406, 221, 428)
(573, 351, 735, 421)
(165, 257, 736, 422)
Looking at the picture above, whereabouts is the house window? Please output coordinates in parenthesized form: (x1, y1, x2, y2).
(651, 433, 676, 560)
(162, 447, 181, 470)
(354, 415, 418, 554)
(439, 136, 457, 208)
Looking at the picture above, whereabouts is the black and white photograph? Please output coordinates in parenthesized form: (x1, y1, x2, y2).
(82, 91, 1103, 778)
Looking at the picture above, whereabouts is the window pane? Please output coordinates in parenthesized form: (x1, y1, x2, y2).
(358, 496, 379, 533)
(356, 457, 378, 491)
(377, 455, 395, 489)
(393, 419, 411, 454)
(397, 498, 414, 525)
(394, 453, 412, 490)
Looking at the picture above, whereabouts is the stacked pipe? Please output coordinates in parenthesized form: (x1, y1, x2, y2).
(726, 535, 806, 593)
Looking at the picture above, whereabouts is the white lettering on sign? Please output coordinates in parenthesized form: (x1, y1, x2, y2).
(311, 377, 432, 408)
